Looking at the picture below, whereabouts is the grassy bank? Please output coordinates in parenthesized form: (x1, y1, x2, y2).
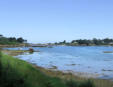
(0, 52, 94, 87)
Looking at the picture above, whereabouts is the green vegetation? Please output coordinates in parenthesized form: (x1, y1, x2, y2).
(0, 51, 94, 87)
(55, 38, 113, 46)
(0, 34, 27, 45)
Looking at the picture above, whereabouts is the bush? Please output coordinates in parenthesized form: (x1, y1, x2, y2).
(0, 50, 2, 77)
(66, 79, 94, 87)
(66, 80, 78, 87)
(79, 80, 94, 87)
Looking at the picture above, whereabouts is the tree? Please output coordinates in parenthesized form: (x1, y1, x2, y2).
(0, 35, 3, 38)
(103, 38, 113, 44)
(71, 40, 76, 43)
(17, 37, 25, 43)
(63, 40, 66, 43)
(8, 37, 17, 42)
(24, 40, 27, 43)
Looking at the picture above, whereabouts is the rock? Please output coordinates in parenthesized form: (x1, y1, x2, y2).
(49, 66, 57, 69)
(29, 48, 34, 53)
(102, 69, 113, 72)
(103, 51, 113, 53)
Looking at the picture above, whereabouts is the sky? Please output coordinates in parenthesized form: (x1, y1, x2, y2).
(0, 0, 113, 43)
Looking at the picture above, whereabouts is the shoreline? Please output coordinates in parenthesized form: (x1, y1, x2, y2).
(1, 48, 113, 87)
(0, 44, 113, 48)
(32, 64, 113, 87)
(32, 64, 113, 81)
(2, 49, 113, 80)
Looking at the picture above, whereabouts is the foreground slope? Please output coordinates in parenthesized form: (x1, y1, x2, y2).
(0, 52, 94, 87)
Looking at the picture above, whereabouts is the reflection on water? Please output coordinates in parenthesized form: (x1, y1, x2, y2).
(5, 46, 113, 80)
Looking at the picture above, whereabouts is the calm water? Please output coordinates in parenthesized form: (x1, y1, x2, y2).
(5, 46, 113, 80)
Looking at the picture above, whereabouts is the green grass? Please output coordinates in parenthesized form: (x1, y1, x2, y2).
(0, 52, 94, 87)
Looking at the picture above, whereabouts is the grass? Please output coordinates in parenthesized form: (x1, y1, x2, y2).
(0, 51, 95, 87)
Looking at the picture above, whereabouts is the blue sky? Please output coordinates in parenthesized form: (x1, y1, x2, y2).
(0, 0, 113, 43)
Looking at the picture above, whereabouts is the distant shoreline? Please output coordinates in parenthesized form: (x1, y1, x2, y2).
(0, 44, 113, 48)
(57, 44, 113, 46)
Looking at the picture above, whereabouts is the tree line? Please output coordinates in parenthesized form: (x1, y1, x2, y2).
(55, 38, 113, 46)
(0, 34, 27, 45)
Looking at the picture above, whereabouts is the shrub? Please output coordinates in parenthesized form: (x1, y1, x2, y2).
(66, 79, 94, 87)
